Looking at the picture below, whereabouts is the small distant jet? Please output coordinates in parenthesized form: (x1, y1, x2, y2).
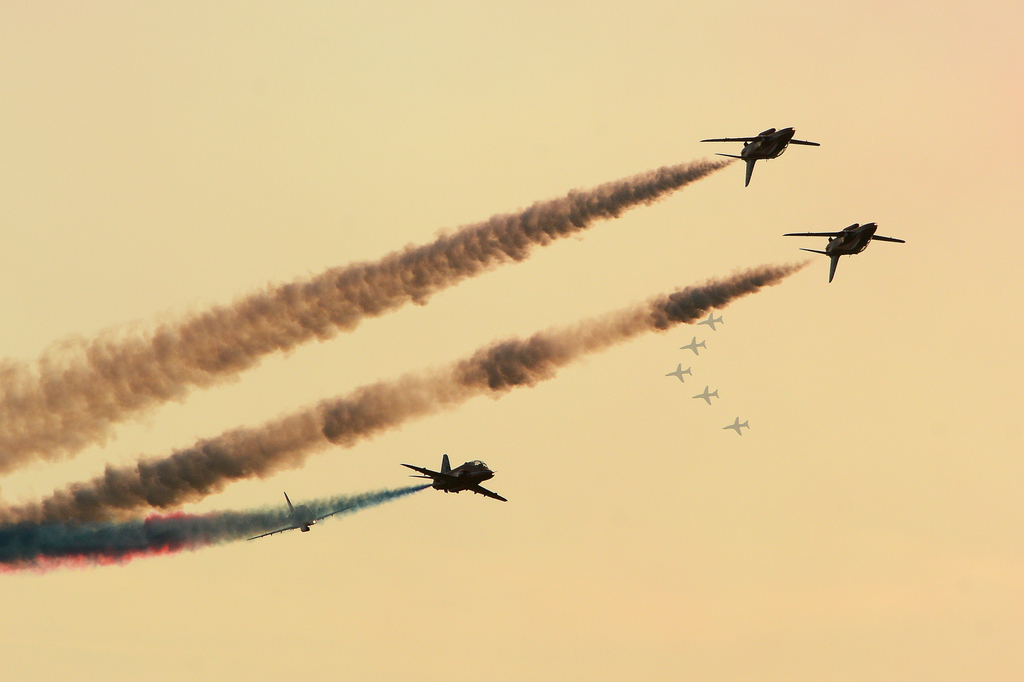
(701, 127, 820, 186)
(401, 454, 507, 502)
(784, 222, 905, 282)
(247, 492, 347, 540)
(723, 417, 750, 435)
(680, 337, 706, 355)
(665, 364, 692, 382)
(696, 312, 723, 331)
(693, 386, 719, 405)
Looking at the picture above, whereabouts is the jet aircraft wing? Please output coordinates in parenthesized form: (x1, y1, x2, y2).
(247, 524, 304, 541)
(700, 136, 761, 142)
(784, 231, 844, 237)
(469, 484, 508, 502)
(315, 507, 350, 521)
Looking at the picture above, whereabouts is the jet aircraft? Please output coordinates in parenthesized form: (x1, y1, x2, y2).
(696, 312, 723, 331)
(401, 454, 507, 502)
(665, 364, 692, 382)
(680, 337, 706, 355)
(247, 492, 347, 540)
(723, 417, 750, 435)
(701, 127, 820, 186)
(784, 222, 905, 282)
(693, 386, 719, 405)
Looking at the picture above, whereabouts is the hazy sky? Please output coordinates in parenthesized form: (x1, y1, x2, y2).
(2, 2, 1022, 680)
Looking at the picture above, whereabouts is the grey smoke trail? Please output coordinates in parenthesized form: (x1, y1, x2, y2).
(0, 486, 427, 571)
(0, 261, 804, 526)
(0, 158, 732, 472)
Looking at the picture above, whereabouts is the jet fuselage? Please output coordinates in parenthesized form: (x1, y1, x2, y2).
(739, 127, 798, 160)
(784, 222, 904, 282)
(400, 455, 507, 501)
(823, 222, 879, 257)
(431, 460, 494, 492)
(294, 506, 316, 531)
(701, 127, 818, 186)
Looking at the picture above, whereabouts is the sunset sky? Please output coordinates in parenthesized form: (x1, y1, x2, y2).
(2, 2, 1022, 680)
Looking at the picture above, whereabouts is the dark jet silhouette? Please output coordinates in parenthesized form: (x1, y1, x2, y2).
(701, 127, 819, 186)
(784, 222, 905, 282)
(401, 454, 507, 502)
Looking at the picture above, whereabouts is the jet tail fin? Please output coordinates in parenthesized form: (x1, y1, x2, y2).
(283, 492, 294, 513)
(441, 454, 451, 474)
(743, 159, 756, 186)
(828, 255, 840, 283)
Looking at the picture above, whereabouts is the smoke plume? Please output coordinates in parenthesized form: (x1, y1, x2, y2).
(0, 261, 804, 526)
(0, 486, 427, 571)
(0, 158, 731, 472)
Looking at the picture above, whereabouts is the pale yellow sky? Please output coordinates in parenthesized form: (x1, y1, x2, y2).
(2, 1, 1023, 680)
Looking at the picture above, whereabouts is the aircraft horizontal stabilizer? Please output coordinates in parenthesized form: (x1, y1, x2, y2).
(789, 139, 821, 146)
(401, 463, 437, 478)
(870, 235, 906, 243)
(401, 463, 463, 484)
(799, 248, 828, 255)
(715, 153, 743, 159)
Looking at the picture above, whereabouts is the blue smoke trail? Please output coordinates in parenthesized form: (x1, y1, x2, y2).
(0, 485, 428, 572)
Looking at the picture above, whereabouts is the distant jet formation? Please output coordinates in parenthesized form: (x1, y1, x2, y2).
(247, 492, 348, 540)
(401, 454, 507, 502)
(784, 222, 905, 282)
(680, 337, 706, 355)
(693, 386, 719, 405)
(696, 312, 723, 331)
(665, 364, 692, 382)
(723, 417, 750, 435)
(701, 127, 820, 186)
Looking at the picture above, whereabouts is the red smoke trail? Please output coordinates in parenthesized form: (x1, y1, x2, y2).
(0, 158, 732, 472)
(0, 261, 803, 527)
(4, 541, 188, 574)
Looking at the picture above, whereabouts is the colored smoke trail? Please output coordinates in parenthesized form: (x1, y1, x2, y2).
(0, 158, 732, 472)
(0, 486, 428, 571)
(0, 261, 805, 526)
